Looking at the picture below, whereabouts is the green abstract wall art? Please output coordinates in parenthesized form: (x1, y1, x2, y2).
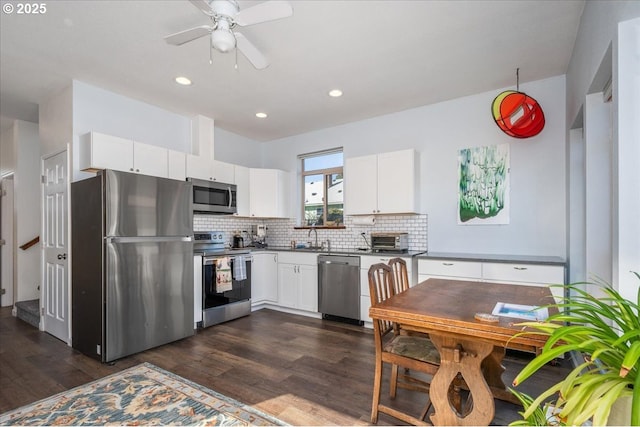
(458, 144, 510, 225)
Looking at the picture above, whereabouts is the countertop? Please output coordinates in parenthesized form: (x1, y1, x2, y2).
(416, 252, 566, 265)
(245, 246, 426, 257)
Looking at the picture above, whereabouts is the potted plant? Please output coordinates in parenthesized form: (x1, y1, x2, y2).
(509, 273, 640, 426)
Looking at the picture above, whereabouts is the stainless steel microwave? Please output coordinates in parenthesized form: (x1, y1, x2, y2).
(188, 178, 237, 215)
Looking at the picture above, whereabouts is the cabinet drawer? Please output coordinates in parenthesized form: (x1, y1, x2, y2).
(360, 254, 411, 271)
(482, 263, 564, 285)
(277, 251, 318, 266)
(418, 259, 482, 278)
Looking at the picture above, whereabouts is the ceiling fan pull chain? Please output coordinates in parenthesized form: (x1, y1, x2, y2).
(235, 47, 239, 70)
(209, 36, 214, 65)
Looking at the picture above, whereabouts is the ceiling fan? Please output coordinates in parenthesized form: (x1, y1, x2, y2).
(165, 0, 293, 70)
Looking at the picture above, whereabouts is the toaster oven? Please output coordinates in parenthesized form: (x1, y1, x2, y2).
(370, 232, 409, 252)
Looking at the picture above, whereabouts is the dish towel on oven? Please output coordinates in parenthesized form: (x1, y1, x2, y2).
(233, 255, 247, 281)
(216, 257, 232, 293)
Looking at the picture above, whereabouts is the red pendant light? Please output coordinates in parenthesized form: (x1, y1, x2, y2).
(492, 69, 545, 138)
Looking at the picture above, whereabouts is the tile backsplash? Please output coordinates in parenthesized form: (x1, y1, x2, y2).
(194, 214, 428, 252)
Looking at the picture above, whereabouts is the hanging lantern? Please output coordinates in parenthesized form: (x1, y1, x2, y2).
(491, 70, 545, 138)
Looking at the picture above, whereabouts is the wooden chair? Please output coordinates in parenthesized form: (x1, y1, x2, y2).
(368, 263, 441, 425)
(388, 257, 410, 294)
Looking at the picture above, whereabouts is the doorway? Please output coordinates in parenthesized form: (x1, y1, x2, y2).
(42, 150, 70, 344)
(1, 175, 15, 307)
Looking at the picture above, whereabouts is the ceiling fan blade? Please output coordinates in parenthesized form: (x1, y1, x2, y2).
(234, 32, 269, 70)
(235, 1, 293, 26)
(188, 0, 214, 16)
(165, 25, 213, 46)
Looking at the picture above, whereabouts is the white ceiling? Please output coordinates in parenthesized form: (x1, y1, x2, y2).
(0, 0, 584, 141)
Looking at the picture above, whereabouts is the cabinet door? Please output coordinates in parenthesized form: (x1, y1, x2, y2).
(133, 142, 168, 177)
(80, 132, 133, 172)
(212, 160, 235, 184)
(168, 150, 186, 181)
(234, 165, 250, 217)
(186, 154, 212, 180)
(277, 263, 298, 308)
(377, 149, 417, 214)
(418, 259, 483, 280)
(252, 252, 278, 304)
(297, 264, 318, 312)
(263, 253, 279, 302)
(345, 154, 377, 215)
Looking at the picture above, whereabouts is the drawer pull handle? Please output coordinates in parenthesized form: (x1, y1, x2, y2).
(442, 262, 454, 266)
(514, 267, 528, 271)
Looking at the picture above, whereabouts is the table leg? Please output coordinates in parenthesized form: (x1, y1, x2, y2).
(429, 335, 495, 426)
(481, 346, 520, 405)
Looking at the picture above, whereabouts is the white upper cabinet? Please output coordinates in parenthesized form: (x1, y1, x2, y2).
(167, 150, 186, 181)
(79, 132, 169, 178)
(345, 149, 419, 215)
(234, 165, 250, 217)
(133, 142, 168, 177)
(249, 168, 290, 218)
(185, 154, 211, 181)
(345, 154, 377, 215)
(212, 160, 235, 183)
(185, 157, 236, 184)
(377, 149, 418, 213)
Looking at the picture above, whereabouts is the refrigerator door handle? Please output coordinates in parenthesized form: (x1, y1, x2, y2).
(106, 236, 193, 244)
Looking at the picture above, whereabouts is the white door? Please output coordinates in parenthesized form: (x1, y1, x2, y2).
(42, 151, 70, 343)
(1, 176, 15, 307)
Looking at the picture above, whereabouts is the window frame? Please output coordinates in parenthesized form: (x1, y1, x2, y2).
(298, 148, 344, 229)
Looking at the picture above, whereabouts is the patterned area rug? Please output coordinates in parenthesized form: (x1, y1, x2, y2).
(0, 362, 286, 426)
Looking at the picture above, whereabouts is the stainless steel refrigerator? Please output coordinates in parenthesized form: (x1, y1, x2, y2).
(71, 170, 194, 362)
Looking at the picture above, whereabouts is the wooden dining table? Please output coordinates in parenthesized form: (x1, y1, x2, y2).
(369, 278, 557, 426)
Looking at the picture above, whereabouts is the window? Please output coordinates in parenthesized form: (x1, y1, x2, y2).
(299, 149, 343, 227)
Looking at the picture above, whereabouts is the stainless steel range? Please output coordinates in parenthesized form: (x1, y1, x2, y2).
(194, 231, 252, 328)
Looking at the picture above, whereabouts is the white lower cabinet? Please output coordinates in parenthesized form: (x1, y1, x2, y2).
(418, 257, 565, 302)
(251, 252, 278, 305)
(481, 262, 565, 302)
(277, 252, 318, 312)
(360, 254, 415, 327)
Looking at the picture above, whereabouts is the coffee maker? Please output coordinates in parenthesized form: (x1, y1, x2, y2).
(251, 224, 267, 248)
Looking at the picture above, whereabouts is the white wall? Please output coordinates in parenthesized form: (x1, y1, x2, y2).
(1, 125, 16, 176)
(262, 76, 567, 258)
(214, 127, 263, 168)
(39, 84, 73, 159)
(13, 120, 41, 302)
(566, 3, 640, 298)
(71, 80, 191, 180)
(613, 17, 640, 302)
(566, 1, 640, 126)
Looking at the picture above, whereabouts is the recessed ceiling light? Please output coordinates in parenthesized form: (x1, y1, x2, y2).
(175, 76, 192, 86)
(256, 112, 268, 118)
(328, 89, 343, 97)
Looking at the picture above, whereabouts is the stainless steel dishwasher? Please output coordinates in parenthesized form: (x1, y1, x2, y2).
(318, 254, 362, 324)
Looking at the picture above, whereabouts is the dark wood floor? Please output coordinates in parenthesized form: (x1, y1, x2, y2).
(0, 307, 570, 425)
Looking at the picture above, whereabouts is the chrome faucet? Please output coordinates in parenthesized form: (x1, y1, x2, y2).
(308, 227, 318, 249)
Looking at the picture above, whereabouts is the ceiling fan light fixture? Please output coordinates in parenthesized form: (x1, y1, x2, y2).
(328, 89, 343, 97)
(211, 28, 236, 52)
(255, 112, 268, 118)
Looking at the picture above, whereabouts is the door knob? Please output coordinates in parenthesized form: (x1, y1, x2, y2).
(57, 253, 67, 260)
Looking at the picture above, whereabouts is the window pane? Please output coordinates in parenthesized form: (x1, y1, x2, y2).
(304, 174, 324, 226)
(326, 173, 343, 226)
(303, 152, 343, 171)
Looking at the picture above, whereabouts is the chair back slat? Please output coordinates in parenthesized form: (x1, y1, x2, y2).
(388, 258, 410, 294)
(368, 263, 397, 336)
